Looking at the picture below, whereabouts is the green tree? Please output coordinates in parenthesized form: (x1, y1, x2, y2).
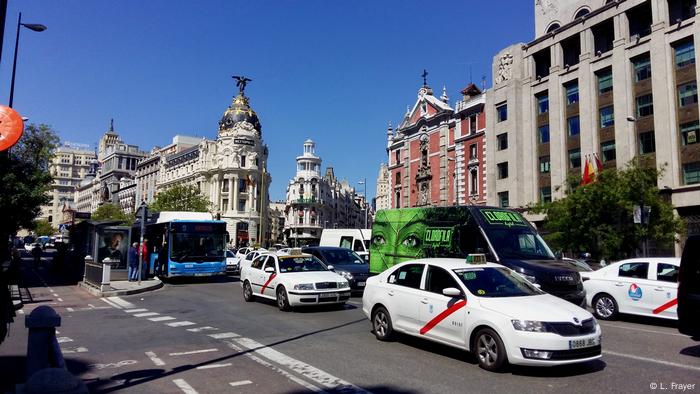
(149, 184, 211, 213)
(529, 159, 684, 261)
(32, 219, 55, 236)
(92, 203, 134, 224)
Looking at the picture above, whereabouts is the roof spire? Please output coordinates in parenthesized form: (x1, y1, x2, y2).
(441, 85, 449, 103)
(421, 69, 429, 87)
(109, 118, 114, 132)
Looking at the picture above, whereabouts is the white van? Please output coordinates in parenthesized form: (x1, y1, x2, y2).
(319, 229, 372, 258)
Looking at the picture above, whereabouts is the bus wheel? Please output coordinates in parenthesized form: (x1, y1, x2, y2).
(243, 281, 255, 302)
(276, 286, 291, 311)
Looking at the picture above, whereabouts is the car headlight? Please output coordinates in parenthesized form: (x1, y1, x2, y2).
(338, 281, 350, 289)
(511, 320, 551, 333)
(337, 271, 353, 280)
(294, 283, 315, 290)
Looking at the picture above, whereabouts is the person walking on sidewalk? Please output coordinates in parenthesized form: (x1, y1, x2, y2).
(139, 238, 149, 280)
(128, 242, 139, 282)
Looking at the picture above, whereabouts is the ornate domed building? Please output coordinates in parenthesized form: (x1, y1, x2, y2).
(158, 78, 271, 247)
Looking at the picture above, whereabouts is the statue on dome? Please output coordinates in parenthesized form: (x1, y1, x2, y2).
(233, 75, 252, 95)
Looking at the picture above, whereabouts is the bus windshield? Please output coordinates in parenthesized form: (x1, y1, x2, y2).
(485, 228, 555, 260)
(171, 232, 225, 262)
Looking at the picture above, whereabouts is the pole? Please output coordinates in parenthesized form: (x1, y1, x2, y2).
(137, 202, 146, 285)
(8, 12, 21, 108)
(259, 167, 265, 248)
(363, 177, 367, 228)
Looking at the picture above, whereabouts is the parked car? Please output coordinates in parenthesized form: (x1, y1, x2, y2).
(302, 246, 370, 291)
(678, 235, 700, 339)
(24, 242, 41, 253)
(225, 250, 240, 273)
(581, 257, 680, 321)
(240, 252, 350, 310)
(275, 248, 293, 256)
(240, 249, 268, 270)
(362, 257, 601, 371)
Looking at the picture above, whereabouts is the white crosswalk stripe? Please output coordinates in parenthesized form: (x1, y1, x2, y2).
(166, 321, 196, 327)
(148, 316, 176, 322)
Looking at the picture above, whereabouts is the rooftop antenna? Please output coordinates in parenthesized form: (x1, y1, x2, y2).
(481, 76, 487, 91)
(469, 65, 473, 83)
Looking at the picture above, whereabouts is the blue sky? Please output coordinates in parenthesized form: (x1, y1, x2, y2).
(0, 1, 533, 201)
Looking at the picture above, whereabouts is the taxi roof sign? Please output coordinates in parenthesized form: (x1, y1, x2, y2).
(466, 254, 487, 264)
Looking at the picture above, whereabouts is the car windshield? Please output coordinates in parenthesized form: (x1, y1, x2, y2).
(320, 249, 367, 265)
(278, 256, 328, 273)
(453, 267, 543, 297)
(226, 250, 234, 257)
(484, 228, 555, 260)
(170, 233, 225, 262)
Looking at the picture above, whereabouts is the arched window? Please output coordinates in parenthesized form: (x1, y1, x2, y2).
(546, 23, 561, 33)
(574, 8, 590, 19)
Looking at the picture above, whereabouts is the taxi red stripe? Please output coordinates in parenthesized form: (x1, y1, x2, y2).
(652, 298, 677, 314)
(260, 273, 276, 295)
(419, 299, 467, 335)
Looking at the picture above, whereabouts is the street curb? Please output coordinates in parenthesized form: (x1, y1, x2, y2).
(77, 280, 163, 297)
(10, 284, 23, 311)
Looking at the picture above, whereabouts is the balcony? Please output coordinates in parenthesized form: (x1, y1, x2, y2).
(294, 197, 318, 204)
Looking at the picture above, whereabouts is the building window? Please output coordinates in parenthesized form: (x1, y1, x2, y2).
(221, 199, 228, 211)
(538, 125, 550, 143)
(600, 106, 615, 128)
(496, 103, 508, 122)
(680, 120, 699, 145)
(239, 178, 247, 192)
(683, 162, 700, 184)
(238, 199, 246, 211)
(668, 0, 697, 23)
(498, 191, 509, 208)
(567, 116, 580, 136)
(537, 93, 549, 114)
(534, 48, 551, 78)
(675, 40, 695, 68)
(396, 172, 401, 185)
(497, 162, 509, 179)
(470, 168, 478, 195)
(636, 94, 654, 117)
(539, 156, 550, 173)
(569, 148, 581, 169)
(540, 187, 552, 203)
(497, 133, 508, 150)
(395, 150, 400, 165)
(601, 140, 616, 162)
(395, 191, 401, 208)
(593, 19, 614, 54)
(222, 179, 229, 192)
(639, 131, 656, 154)
(633, 55, 651, 82)
(240, 155, 246, 168)
(469, 144, 477, 160)
(470, 115, 477, 133)
(597, 68, 613, 94)
(565, 81, 579, 105)
(678, 82, 698, 107)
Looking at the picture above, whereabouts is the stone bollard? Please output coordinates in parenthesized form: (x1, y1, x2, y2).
(24, 368, 87, 394)
(25, 306, 63, 378)
(100, 257, 113, 292)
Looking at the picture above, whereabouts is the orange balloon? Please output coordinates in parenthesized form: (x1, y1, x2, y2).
(0, 106, 24, 152)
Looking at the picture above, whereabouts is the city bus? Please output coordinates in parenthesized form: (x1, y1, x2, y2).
(147, 212, 228, 278)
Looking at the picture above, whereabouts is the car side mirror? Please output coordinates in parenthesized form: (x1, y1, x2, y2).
(264, 266, 275, 273)
(442, 287, 462, 297)
(554, 250, 563, 259)
(327, 265, 335, 271)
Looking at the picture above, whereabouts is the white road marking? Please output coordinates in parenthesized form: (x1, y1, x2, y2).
(107, 296, 136, 309)
(208, 332, 239, 339)
(100, 298, 122, 309)
(145, 351, 165, 366)
(186, 326, 218, 332)
(599, 322, 686, 337)
(169, 348, 218, 356)
(88, 304, 95, 308)
(57, 298, 63, 302)
(229, 380, 253, 387)
(125, 308, 148, 313)
(62, 347, 88, 354)
(57, 337, 73, 343)
(234, 337, 368, 392)
(149, 316, 176, 322)
(603, 350, 700, 372)
(173, 379, 198, 394)
(196, 363, 232, 370)
(166, 321, 196, 327)
(66, 307, 74, 312)
(134, 312, 159, 317)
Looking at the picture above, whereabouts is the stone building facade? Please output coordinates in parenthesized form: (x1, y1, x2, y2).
(375, 163, 391, 211)
(486, 0, 700, 241)
(387, 79, 487, 209)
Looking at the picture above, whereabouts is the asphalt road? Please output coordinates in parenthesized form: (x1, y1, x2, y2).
(2, 254, 699, 393)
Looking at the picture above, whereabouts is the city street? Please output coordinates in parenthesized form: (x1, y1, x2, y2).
(1, 252, 699, 393)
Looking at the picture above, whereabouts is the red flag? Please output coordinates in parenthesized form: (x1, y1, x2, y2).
(581, 156, 591, 186)
(594, 153, 603, 173)
(587, 157, 597, 183)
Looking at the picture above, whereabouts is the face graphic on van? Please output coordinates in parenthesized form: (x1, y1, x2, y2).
(370, 209, 427, 272)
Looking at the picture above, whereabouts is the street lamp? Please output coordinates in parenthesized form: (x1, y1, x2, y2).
(627, 115, 648, 257)
(9, 12, 47, 108)
(358, 178, 367, 228)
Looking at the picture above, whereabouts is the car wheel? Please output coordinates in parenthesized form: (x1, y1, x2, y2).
(593, 293, 618, 320)
(372, 306, 394, 341)
(474, 328, 507, 371)
(276, 286, 291, 311)
(243, 281, 255, 302)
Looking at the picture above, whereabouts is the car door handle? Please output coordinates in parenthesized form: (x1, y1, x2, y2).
(388, 290, 394, 296)
(420, 298, 429, 304)
(614, 283, 624, 287)
(654, 287, 664, 291)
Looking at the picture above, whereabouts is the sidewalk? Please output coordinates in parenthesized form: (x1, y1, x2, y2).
(78, 278, 163, 297)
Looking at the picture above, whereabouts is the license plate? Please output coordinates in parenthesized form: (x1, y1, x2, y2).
(324, 293, 339, 298)
(357, 282, 365, 287)
(569, 336, 600, 349)
(185, 264, 194, 268)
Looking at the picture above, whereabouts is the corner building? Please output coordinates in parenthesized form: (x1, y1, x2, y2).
(487, 0, 700, 238)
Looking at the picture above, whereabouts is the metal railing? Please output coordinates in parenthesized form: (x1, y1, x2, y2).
(83, 256, 111, 292)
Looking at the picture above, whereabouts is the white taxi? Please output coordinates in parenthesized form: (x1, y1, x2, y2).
(362, 257, 602, 371)
(582, 257, 680, 321)
(240, 253, 350, 311)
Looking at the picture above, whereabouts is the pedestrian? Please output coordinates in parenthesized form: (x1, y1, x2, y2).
(140, 238, 149, 280)
(128, 242, 139, 282)
(31, 244, 42, 269)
